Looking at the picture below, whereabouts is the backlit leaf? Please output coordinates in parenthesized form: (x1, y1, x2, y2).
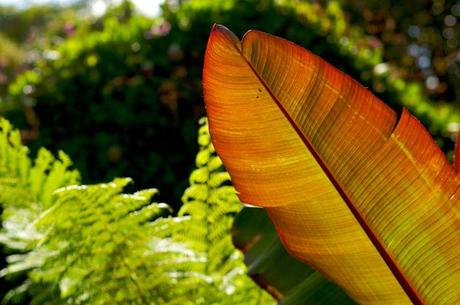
(203, 24, 460, 305)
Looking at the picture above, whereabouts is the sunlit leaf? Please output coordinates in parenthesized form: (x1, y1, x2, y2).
(203, 24, 460, 305)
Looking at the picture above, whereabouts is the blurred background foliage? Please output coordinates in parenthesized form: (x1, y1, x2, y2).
(0, 0, 459, 303)
(1, 0, 459, 208)
(343, 0, 460, 114)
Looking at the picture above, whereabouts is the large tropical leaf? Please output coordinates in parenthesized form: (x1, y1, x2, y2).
(203, 24, 460, 305)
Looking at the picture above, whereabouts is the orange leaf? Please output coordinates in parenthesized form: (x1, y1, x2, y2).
(203, 24, 460, 305)
(455, 132, 460, 171)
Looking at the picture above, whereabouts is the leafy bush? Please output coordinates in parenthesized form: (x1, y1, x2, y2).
(5, 10, 202, 206)
(342, 0, 460, 107)
(0, 34, 23, 100)
(0, 3, 83, 98)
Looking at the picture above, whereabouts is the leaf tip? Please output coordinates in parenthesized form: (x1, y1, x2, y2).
(209, 23, 241, 51)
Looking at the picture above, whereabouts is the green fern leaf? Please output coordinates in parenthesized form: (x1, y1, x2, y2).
(171, 118, 275, 305)
(0, 117, 274, 305)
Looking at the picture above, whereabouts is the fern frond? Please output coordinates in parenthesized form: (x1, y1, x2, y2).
(26, 178, 191, 304)
(171, 118, 275, 305)
(0, 118, 80, 253)
(0, 117, 274, 304)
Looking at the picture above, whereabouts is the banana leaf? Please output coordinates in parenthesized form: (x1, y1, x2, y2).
(203, 24, 460, 305)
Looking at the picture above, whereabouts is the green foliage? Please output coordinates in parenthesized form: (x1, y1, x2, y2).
(0, 34, 23, 99)
(0, 118, 274, 305)
(342, 0, 460, 109)
(0, 5, 69, 43)
(0, 118, 80, 252)
(0, 3, 83, 99)
(0, 118, 80, 302)
(5, 178, 191, 305)
(4, 8, 202, 205)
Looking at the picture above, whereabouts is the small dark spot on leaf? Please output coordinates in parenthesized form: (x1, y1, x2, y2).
(256, 96, 259, 99)
(258, 88, 262, 93)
